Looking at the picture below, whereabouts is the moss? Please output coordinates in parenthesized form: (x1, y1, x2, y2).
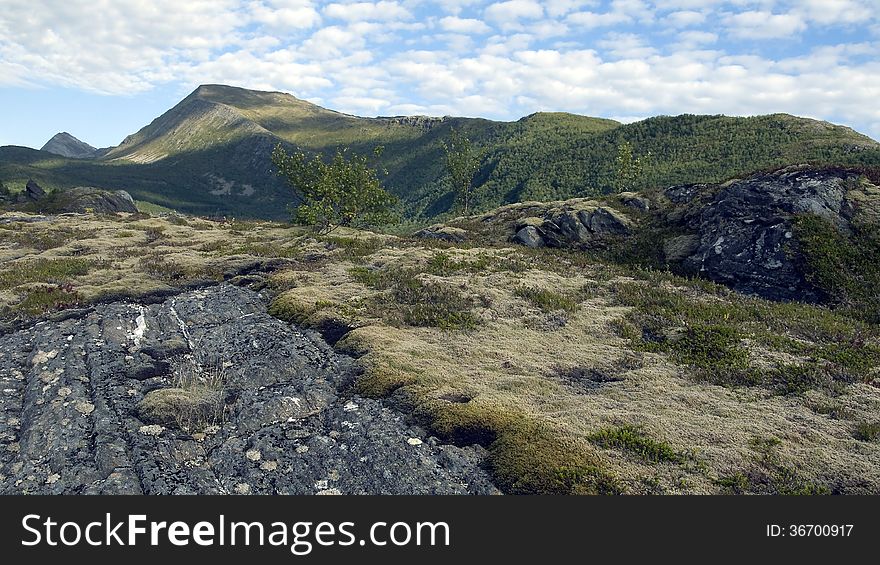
(588, 425, 686, 464)
(417, 401, 621, 494)
(138, 387, 225, 433)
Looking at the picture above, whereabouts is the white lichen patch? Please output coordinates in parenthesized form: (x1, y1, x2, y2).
(74, 401, 95, 415)
(31, 350, 58, 366)
(245, 449, 262, 461)
(343, 401, 359, 412)
(139, 424, 165, 436)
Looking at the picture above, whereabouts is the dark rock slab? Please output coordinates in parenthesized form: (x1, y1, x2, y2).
(0, 285, 497, 495)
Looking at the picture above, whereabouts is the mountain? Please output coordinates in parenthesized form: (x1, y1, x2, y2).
(4, 84, 880, 220)
(40, 132, 99, 159)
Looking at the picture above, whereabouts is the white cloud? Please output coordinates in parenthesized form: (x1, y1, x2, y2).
(324, 1, 412, 22)
(2, 0, 880, 146)
(674, 30, 719, 48)
(664, 10, 706, 27)
(795, 0, 872, 25)
(723, 11, 807, 39)
(431, 0, 483, 16)
(484, 0, 545, 27)
(544, 0, 597, 18)
(567, 10, 631, 28)
(248, 1, 321, 30)
(439, 16, 492, 34)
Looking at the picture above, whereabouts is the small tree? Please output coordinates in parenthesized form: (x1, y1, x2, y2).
(271, 144, 397, 234)
(441, 128, 482, 215)
(614, 141, 643, 193)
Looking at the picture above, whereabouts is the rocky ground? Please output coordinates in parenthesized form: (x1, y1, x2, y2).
(1, 166, 878, 495)
(0, 283, 496, 494)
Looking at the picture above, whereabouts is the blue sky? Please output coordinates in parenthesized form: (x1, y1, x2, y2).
(1, 0, 879, 149)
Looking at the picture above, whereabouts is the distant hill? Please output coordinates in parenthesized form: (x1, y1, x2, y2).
(40, 132, 99, 159)
(4, 84, 880, 220)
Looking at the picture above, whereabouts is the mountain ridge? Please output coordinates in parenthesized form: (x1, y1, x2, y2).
(5, 84, 880, 220)
(40, 132, 99, 159)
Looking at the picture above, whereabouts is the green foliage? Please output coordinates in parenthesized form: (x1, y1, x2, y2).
(792, 214, 880, 323)
(271, 144, 398, 234)
(15, 284, 82, 316)
(854, 421, 880, 442)
(607, 278, 880, 393)
(588, 425, 685, 464)
(4, 105, 880, 221)
(613, 141, 644, 193)
(349, 265, 480, 330)
(0, 258, 98, 289)
(0, 225, 92, 251)
(321, 235, 385, 260)
(441, 128, 483, 215)
(425, 252, 492, 275)
(514, 286, 580, 312)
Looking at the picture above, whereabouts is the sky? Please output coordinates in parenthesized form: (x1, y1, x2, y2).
(1, 0, 879, 149)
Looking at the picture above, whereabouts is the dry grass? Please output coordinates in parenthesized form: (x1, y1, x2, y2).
(266, 238, 880, 494)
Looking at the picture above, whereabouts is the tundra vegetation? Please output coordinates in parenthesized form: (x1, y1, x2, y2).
(2, 184, 877, 494)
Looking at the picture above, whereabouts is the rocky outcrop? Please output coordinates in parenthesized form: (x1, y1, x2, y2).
(380, 115, 446, 131)
(414, 224, 469, 243)
(45, 186, 138, 214)
(40, 132, 99, 159)
(0, 285, 497, 494)
(670, 166, 865, 301)
(25, 180, 46, 201)
(511, 203, 633, 249)
(13, 184, 139, 214)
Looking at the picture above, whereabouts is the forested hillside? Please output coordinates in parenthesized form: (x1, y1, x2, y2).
(2, 85, 879, 221)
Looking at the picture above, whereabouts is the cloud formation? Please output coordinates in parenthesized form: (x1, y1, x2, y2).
(1, 0, 879, 139)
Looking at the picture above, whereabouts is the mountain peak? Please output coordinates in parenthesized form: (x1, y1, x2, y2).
(41, 132, 98, 159)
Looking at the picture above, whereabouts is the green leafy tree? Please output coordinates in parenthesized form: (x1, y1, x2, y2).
(271, 144, 397, 234)
(441, 128, 482, 215)
(614, 141, 644, 193)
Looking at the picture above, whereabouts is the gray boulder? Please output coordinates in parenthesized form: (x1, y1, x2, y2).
(677, 167, 861, 301)
(513, 225, 545, 247)
(42, 186, 138, 214)
(512, 204, 633, 249)
(25, 179, 46, 201)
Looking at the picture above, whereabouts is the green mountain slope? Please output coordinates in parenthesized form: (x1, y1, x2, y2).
(2, 85, 880, 220)
(472, 113, 880, 210)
